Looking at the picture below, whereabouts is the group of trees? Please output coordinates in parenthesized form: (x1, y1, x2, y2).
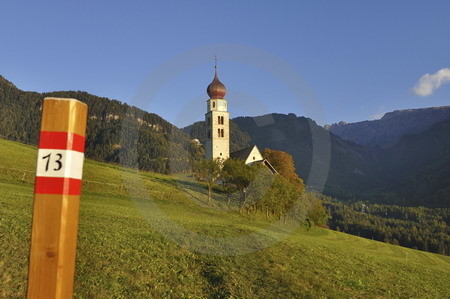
(192, 149, 328, 227)
(321, 196, 449, 255)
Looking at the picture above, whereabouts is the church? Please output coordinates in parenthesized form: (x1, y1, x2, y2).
(204, 64, 277, 174)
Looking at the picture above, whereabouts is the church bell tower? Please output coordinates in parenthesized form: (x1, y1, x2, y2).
(205, 61, 229, 160)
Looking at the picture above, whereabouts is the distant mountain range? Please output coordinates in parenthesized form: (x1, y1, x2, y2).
(1, 74, 449, 207)
(325, 106, 450, 148)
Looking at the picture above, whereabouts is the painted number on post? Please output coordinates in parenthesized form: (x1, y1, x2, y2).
(36, 149, 84, 179)
(42, 153, 63, 172)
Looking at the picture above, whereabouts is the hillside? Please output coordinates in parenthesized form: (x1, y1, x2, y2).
(1, 138, 449, 298)
(0, 75, 201, 174)
(327, 106, 450, 148)
(371, 117, 450, 206)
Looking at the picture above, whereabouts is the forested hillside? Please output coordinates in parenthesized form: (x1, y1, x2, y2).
(0, 75, 201, 174)
(321, 196, 449, 255)
(365, 117, 450, 207)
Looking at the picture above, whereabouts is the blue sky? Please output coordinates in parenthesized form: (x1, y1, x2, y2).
(1, 0, 449, 127)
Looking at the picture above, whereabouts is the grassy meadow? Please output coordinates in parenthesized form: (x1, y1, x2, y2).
(0, 138, 449, 298)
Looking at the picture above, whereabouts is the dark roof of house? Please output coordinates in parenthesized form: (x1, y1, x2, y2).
(230, 145, 256, 160)
(251, 159, 278, 174)
(262, 159, 278, 174)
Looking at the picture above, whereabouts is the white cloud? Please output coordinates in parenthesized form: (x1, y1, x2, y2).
(413, 68, 450, 97)
(370, 111, 385, 120)
(370, 105, 386, 120)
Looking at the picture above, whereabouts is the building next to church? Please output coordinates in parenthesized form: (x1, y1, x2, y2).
(204, 65, 278, 174)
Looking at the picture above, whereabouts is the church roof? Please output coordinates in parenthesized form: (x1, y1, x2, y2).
(230, 145, 256, 160)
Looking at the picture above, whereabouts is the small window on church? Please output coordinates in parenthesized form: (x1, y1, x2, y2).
(253, 156, 256, 160)
(218, 115, 220, 124)
(221, 129, 224, 137)
(212, 102, 216, 108)
(220, 153, 222, 156)
(218, 128, 220, 137)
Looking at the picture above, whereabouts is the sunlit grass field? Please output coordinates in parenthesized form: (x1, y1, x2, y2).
(0, 138, 449, 298)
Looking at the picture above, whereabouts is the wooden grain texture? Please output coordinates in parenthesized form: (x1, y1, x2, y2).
(27, 98, 87, 299)
(40, 98, 87, 137)
(27, 194, 80, 298)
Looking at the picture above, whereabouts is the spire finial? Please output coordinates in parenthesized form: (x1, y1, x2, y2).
(214, 55, 218, 77)
(207, 55, 226, 99)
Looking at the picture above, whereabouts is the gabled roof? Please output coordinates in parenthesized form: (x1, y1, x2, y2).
(230, 145, 256, 161)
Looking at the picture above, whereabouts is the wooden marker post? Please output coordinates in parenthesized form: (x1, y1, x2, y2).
(27, 98, 88, 299)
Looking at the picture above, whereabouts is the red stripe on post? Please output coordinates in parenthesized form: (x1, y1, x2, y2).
(35, 177, 82, 195)
(38, 131, 86, 152)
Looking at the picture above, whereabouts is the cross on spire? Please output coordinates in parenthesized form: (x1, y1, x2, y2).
(214, 55, 218, 77)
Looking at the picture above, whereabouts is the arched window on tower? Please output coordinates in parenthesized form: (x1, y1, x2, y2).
(218, 115, 221, 124)
(218, 128, 220, 137)
(221, 116, 224, 124)
(212, 102, 216, 108)
(221, 129, 224, 137)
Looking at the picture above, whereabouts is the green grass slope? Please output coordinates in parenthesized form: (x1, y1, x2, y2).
(0, 138, 449, 298)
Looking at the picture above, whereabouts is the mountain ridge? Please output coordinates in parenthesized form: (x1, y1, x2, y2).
(326, 106, 450, 148)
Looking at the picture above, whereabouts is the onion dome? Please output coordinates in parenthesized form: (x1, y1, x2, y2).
(207, 68, 226, 99)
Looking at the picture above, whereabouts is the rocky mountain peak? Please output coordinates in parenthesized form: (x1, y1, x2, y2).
(328, 106, 450, 148)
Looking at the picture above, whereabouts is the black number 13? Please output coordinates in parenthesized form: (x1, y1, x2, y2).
(42, 153, 63, 172)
